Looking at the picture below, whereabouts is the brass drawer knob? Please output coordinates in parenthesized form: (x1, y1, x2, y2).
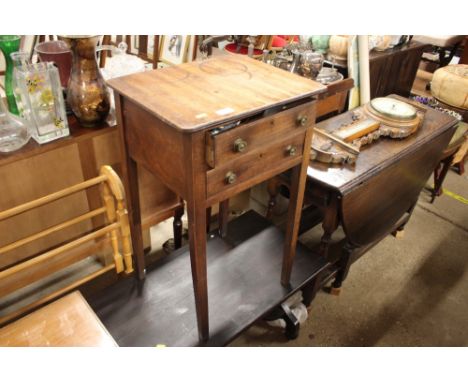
(296, 115, 308, 127)
(286, 145, 297, 156)
(225, 171, 237, 184)
(233, 138, 247, 152)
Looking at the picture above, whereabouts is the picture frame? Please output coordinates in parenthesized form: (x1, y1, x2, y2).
(159, 35, 191, 65)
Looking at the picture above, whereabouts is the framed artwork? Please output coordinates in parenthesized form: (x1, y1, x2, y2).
(187, 35, 198, 62)
(159, 35, 190, 65)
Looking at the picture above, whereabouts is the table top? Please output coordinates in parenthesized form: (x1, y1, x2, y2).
(108, 54, 326, 132)
(0, 291, 118, 347)
(307, 95, 458, 194)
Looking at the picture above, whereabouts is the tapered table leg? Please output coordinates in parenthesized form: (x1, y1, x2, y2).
(116, 94, 145, 281)
(184, 133, 209, 342)
(281, 127, 313, 286)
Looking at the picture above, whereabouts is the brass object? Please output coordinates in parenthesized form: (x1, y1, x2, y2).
(225, 171, 237, 184)
(297, 115, 308, 127)
(363, 97, 425, 139)
(233, 138, 247, 152)
(311, 128, 359, 164)
(311, 97, 427, 165)
(286, 145, 297, 156)
(59, 35, 110, 127)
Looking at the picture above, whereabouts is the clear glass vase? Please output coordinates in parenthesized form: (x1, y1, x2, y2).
(0, 35, 21, 115)
(0, 97, 30, 153)
(10, 51, 31, 116)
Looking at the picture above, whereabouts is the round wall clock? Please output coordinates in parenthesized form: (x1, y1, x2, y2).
(364, 97, 424, 136)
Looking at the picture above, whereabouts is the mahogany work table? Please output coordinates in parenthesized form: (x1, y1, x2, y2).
(109, 55, 326, 341)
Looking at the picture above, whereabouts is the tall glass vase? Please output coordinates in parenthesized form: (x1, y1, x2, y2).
(0, 97, 30, 153)
(58, 35, 110, 127)
(0, 35, 21, 115)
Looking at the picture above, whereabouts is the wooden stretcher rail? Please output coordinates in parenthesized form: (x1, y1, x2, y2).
(0, 207, 107, 256)
(0, 222, 120, 282)
(0, 175, 108, 221)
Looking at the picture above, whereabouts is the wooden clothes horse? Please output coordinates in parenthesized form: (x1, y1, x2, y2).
(0, 165, 133, 326)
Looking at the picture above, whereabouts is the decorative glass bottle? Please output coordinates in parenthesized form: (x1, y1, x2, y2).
(0, 35, 21, 115)
(10, 51, 30, 116)
(0, 97, 30, 153)
(58, 35, 110, 127)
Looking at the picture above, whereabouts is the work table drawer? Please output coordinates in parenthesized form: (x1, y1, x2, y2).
(205, 101, 315, 169)
(206, 130, 306, 201)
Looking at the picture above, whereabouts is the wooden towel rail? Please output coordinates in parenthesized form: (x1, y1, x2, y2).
(0, 165, 133, 325)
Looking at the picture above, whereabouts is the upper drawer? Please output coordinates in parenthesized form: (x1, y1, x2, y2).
(205, 100, 315, 168)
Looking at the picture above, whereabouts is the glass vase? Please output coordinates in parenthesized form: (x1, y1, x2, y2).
(58, 35, 110, 127)
(0, 97, 30, 153)
(10, 51, 31, 116)
(0, 35, 21, 115)
(14, 62, 69, 144)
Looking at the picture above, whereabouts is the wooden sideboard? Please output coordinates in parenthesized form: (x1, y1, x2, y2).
(327, 40, 427, 99)
(369, 40, 428, 98)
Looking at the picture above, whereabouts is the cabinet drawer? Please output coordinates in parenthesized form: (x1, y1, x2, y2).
(206, 131, 306, 200)
(205, 101, 315, 168)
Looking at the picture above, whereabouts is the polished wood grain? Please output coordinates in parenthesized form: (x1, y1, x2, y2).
(108, 54, 326, 132)
(206, 101, 312, 168)
(206, 131, 305, 199)
(340, 127, 454, 246)
(0, 292, 117, 347)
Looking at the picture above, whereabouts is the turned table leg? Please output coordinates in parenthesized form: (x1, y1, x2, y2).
(319, 195, 340, 258)
(302, 194, 340, 304)
(331, 242, 356, 295)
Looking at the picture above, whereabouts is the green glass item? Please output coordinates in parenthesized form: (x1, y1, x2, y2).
(0, 35, 21, 115)
(310, 35, 330, 54)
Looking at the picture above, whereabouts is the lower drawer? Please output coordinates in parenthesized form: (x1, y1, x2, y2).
(206, 131, 306, 201)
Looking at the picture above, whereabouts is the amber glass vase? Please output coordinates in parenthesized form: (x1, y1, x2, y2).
(59, 35, 109, 127)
